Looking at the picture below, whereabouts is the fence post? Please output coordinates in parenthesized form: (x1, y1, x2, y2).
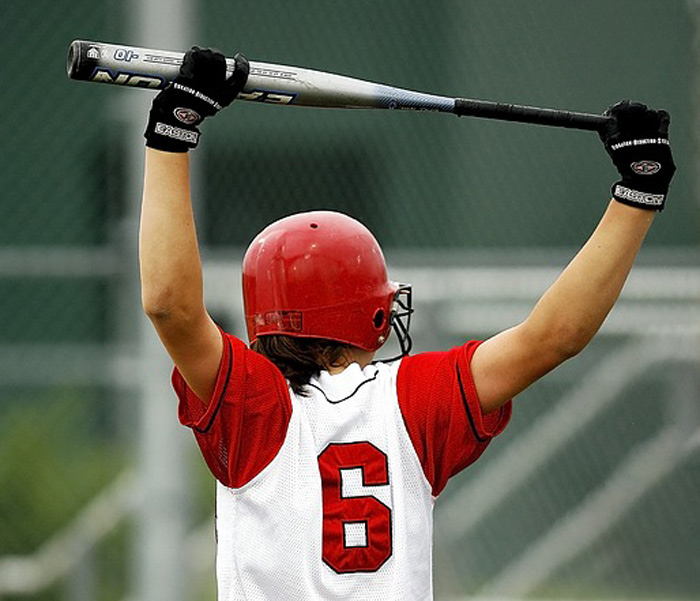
(121, 0, 200, 599)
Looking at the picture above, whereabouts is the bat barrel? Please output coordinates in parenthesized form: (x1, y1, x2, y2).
(67, 40, 181, 89)
(66, 40, 456, 110)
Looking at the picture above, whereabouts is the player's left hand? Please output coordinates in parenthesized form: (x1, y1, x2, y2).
(599, 100, 676, 211)
(144, 47, 249, 153)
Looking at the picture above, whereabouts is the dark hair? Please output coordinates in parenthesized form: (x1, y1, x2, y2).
(251, 335, 352, 396)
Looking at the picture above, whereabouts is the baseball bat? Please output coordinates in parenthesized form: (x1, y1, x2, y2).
(67, 40, 610, 132)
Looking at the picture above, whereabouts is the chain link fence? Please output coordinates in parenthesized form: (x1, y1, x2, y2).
(1, 0, 698, 599)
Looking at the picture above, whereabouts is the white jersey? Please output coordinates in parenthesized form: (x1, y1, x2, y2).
(174, 333, 511, 600)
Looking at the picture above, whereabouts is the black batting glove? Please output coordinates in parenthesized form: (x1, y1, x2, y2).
(599, 100, 676, 211)
(145, 47, 249, 152)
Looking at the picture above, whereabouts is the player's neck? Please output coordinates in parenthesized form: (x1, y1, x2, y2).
(327, 348, 375, 374)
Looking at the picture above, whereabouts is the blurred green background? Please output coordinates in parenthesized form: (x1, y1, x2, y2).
(1, 1, 698, 600)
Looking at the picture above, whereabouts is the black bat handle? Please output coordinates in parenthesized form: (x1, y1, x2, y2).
(454, 98, 611, 132)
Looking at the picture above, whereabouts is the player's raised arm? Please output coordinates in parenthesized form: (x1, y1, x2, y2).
(139, 48, 249, 404)
(471, 101, 676, 414)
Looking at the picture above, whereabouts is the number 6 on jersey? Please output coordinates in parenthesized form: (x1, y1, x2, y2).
(318, 442, 392, 573)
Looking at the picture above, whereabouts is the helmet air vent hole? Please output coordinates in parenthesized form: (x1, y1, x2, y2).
(309, 223, 318, 229)
(373, 309, 385, 329)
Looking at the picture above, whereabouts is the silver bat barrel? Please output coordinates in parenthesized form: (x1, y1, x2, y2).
(66, 40, 456, 112)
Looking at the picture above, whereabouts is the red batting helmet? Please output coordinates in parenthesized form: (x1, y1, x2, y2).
(242, 211, 411, 353)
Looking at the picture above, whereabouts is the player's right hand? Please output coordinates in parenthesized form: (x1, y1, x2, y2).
(599, 100, 676, 211)
(144, 47, 249, 153)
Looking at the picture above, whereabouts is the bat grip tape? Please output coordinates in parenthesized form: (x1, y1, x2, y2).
(454, 98, 610, 132)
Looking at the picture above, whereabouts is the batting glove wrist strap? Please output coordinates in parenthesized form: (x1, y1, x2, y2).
(144, 48, 249, 152)
(599, 100, 676, 211)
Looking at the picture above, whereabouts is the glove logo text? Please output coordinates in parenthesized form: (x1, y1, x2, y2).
(610, 138, 670, 151)
(630, 160, 661, 175)
(154, 122, 199, 145)
(613, 184, 664, 206)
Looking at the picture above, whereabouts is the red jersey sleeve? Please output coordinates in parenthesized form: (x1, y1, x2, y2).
(173, 332, 292, 488)
(397, 341, 512, 497)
